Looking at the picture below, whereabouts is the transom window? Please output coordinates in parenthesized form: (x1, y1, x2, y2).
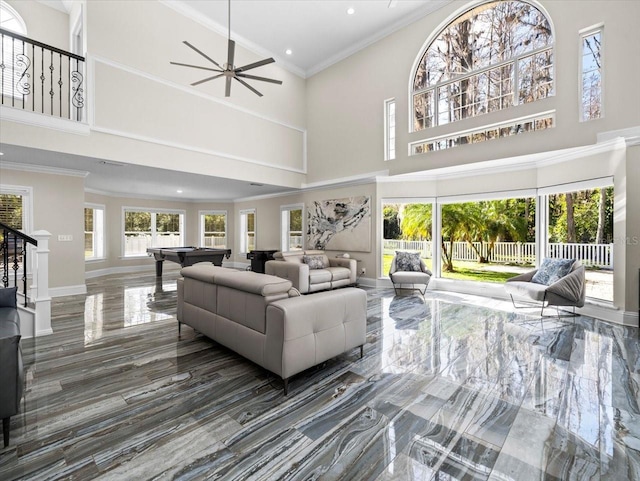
(412, 0, 554, 131)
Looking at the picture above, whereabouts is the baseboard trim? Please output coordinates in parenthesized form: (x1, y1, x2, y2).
(86, 264, 180, 279)
(49, 284, 87, 298)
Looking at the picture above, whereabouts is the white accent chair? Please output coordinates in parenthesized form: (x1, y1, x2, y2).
(389, 254, 432, 295)
(504, 259, 586, 317)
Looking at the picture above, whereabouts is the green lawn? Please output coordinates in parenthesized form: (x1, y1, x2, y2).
(383, 255, 523, 283)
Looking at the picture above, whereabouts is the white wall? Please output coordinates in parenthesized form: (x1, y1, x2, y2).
(306, 0, 640, 183)
(6, 0, 69, 49)
(1, 168, 85, 292)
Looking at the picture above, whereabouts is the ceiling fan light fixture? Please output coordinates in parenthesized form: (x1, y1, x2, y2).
(347, 7, 355, 15)
(285, 49, 293, 55)
(170, 0, 282, 98)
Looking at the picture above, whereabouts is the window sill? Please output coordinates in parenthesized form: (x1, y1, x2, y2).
(85, 257, 106, 263)
(120, 255, 151, 260)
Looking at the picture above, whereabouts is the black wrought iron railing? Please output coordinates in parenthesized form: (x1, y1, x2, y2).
(0, 222, 37, 307)
(0, 27, 85, 121)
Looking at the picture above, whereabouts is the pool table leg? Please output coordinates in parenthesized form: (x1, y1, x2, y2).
(155, 260, 164, 277)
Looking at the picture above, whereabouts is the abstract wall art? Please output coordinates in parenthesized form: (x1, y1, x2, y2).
(307, 196, 371, 252)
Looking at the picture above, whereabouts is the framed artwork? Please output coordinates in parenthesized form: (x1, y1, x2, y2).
(307, 196, 371, 252)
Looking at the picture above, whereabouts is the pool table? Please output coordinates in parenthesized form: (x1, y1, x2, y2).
(146, 247, 232, 277)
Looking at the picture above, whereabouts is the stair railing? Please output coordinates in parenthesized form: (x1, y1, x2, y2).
(0, 222, 37, 307)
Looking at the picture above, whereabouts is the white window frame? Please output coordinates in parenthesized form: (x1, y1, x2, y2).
(121, 207, 185, 257)
(199, 210, 227, 248)
(579, 24, 604, 122)
(0, 184, 33, 234)
(84, 203, 105, 261)
(384, 98, 396, 161)
(280, 203, 304, 252)
(239, 208, 256, 254)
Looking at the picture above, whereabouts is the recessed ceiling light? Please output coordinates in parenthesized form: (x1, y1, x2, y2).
(285, 49, 292, 55)
(0, 152, 4, 156)
(347, 7, 355, 15)
(176, 190, 183, 193)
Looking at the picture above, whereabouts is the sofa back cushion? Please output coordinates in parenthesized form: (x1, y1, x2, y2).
(274, 251, 304, 263)
(215, 271, 292, 296)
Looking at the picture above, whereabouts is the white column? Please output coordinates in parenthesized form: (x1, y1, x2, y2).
(31, 230, 52, 336)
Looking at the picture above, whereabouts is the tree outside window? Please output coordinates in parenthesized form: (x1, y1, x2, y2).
(412, 0, 554, 131)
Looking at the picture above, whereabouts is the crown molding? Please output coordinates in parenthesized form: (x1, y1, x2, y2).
(1, 160, 89, 178)
(306, 0, 452, 77)
(84, 187, 233, 203)
(35, 0, 72, 14)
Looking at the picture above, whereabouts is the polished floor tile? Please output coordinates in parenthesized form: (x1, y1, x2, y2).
(0, 270, 638, 480)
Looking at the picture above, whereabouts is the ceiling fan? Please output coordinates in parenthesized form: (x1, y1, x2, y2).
(170, 0, 282, 97)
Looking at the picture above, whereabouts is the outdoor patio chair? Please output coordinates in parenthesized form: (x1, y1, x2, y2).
(504, 258, 586, 317)
(389, 252, 432, 295)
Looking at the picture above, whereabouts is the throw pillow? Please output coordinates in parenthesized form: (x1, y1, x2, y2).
(303, 255, 327, 270)
(531, 258, 575, 286)
(395, 251, 422, 272)
(0, 287, 18, 308)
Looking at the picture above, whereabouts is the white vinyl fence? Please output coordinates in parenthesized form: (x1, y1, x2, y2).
(125, 233, 181, 255)
(203, 233, 227, 248)
(384, 240, 613, 269)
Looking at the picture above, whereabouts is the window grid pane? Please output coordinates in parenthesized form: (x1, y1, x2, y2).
(581, 31, 602, 121)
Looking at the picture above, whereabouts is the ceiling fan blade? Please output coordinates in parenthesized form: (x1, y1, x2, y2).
(191, 73, 225, 86)
(227, 39, 235, 68)
(235, 57, 275, 73)
(236, 73, 282, 85)
(225, 76, 232, 97)
(183, 41, 223, 69)
(234, 76, 263, 97)
(170, 61, 222, 73)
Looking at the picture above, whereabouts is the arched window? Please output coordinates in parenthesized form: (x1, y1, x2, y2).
(0, 1, 27, 35)
(412, 0, 553, 132)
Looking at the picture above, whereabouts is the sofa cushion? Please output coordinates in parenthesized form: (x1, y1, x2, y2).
(395, 251, 422, 272)
(0, 287, 17, 308)
(215, 271, 292, 296)
(532, 258, 575, 286)
(309, 269, 332, 284)
(303, 254, 328, 269)
(326, 266, 350, 281)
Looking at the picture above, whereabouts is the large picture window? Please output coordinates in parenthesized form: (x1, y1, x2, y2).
(542, 180, 613, 302)
(439, 195, 536, 283)
(412, 0, 554, 132)
(123, 208, 184, 256)
(200, 210, 227, 248)
(382, 200, 434, 277)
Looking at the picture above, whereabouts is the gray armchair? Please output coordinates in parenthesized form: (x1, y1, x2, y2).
(389, 253, 432, 295)
(504, 259, 586, 316)
(0, 287, 24, 448)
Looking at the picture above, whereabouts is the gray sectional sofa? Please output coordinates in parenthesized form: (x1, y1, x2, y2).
(177, 264, 366, 393)
(265, 250, 357, 294)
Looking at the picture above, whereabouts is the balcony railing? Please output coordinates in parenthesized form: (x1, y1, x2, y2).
(0, 27, 85, 121)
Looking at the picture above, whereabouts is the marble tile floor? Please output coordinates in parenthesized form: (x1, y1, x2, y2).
(0, 271, 638, 480)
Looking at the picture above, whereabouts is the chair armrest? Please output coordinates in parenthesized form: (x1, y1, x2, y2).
(546, 266, 585, 303)
(265, 260, 310, 293)
(506, 269, 537, 283)
(329, 258, 357, 283)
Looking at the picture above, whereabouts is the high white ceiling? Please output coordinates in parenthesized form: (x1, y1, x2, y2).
(18, 0, 454, 201)
(171, 0, 453, 77)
